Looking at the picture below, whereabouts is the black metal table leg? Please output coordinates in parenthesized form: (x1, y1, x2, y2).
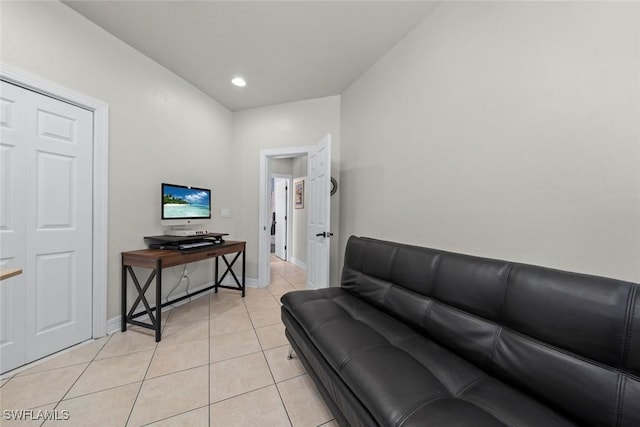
(242, 249, 246, 297)
(215, 257, 219, 293)
(121, 258, 127, 332)
(155, 259, 162, 342)
(123, 266, 161, 339)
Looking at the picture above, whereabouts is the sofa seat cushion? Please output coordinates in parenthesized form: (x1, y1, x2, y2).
(281, 287, 577, 427)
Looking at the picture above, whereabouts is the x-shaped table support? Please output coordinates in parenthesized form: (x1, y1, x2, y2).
(215, 251, 245, 295)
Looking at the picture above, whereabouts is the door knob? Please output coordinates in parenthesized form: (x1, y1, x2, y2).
(315, 232, 334, 238)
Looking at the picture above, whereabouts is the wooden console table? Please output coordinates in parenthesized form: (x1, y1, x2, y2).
(121, 240, 246, 342)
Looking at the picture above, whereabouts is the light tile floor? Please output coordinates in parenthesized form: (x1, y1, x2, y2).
(0, 257, 337, 427)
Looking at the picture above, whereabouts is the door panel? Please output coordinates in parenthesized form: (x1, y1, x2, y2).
(37, 152, 75, 228)
(37, 109, 77, 142)
(307, 134, 331, 289)
(35, 252, 75, 334)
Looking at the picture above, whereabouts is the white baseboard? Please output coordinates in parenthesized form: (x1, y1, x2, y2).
(291, 257, 307, 271)
(106, 277, 259, 335)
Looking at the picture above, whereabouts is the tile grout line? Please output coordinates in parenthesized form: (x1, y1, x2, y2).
(133, 299, 212, 427)
(44, 334, 113, 427)
(208, 291, 212, 426)
(138, 405, 210, 427)
(267, 264, 296, 427)
(0, 340, 114, 420)
(124, 315, 162, 427)
(128, 293, 221, 426)
(1, 337, 107, 382)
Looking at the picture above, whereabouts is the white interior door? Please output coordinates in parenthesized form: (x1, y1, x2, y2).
(0, 82, 27, 372)
(274, 177, 288, 260)
(307, 134, 331, 289)
(0, 81, 93, 373)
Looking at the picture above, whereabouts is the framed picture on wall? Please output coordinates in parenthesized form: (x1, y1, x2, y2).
(295, 180, 304, 209)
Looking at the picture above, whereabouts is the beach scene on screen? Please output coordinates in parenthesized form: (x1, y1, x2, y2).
(163, 186, 210, 218)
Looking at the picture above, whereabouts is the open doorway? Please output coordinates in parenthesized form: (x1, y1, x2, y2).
(259, 135, 333, 288)
(268, 159, 307, 281)
(259, 147, 311, 287)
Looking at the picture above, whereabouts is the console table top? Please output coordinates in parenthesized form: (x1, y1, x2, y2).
(122, 240, 246, 269)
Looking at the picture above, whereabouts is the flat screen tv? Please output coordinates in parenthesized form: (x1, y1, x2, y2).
(161, 183, 211, 226)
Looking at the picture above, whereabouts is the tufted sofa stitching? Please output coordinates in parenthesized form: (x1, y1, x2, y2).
(395, 387, 513, 427)
(421, 297, 434, 330)
(502, 327, 631, 375)
(394, 396, 450, 427)
(455, 376, 559, 427)
(456, 395, 512, 427)
(455, 375, 488, 397)
(428, 298, 499, 329)
(621, 284, 638, 370)
(489, 264, 513, 372)
(489, 326, 504, 375)
(337, 343, 390, 370)
(307, 316, 347, 335)
(364, 245, 398, 282)
(393, 336, 489, 396)
(616, 374, 627, 427)
(497, 264, 513, 325)
(429, 249, 443, 298)
(616, 284, 638, 427)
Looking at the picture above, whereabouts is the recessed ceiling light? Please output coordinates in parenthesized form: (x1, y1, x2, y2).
(231, 77, 246, 87)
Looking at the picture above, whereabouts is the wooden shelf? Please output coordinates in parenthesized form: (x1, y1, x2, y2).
(0, 269, 22, 281)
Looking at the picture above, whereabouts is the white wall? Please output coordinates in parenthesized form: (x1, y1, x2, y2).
(340, 1, 640, 282)
(1, 1, 236, 319)
(233, 96, 341, 285)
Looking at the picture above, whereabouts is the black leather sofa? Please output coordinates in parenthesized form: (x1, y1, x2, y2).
(281, 236, 640, 427)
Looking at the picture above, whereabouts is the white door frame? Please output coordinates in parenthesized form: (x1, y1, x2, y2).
(271, 173, 292, 261)
(259, 147, 313, 287)
(1, 64, 109, 338)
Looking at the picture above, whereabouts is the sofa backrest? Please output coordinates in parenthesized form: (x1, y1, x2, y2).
(341, 236, 640, 427)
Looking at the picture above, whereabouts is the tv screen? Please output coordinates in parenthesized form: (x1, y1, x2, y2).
(162, 183, 211, 220)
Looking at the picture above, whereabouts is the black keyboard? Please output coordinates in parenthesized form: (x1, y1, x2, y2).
(178, 241, 215, 250)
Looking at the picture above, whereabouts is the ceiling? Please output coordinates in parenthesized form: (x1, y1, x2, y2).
(62, 1, 441, 111)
